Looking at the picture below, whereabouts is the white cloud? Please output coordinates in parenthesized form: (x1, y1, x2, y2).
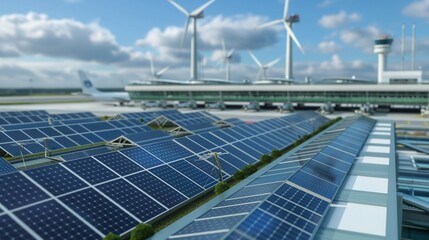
(318, 41, 340, 54)
(319, 0, 338, 8)
(319, 11, 361, 29)
(0, 12, 146, 66)
(340, 25, 381, 53)
(403, 0, 429, 20)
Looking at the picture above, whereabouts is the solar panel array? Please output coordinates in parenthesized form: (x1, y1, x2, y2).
(0, 157, 17, 176)
(0, 111, 329, 239)
(163, 116, 375, 240)
(0, 118, 151, 157)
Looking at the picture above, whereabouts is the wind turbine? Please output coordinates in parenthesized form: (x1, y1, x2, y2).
(220, 38, 235, 81)
(149, 55, 169, 79)
(168, 0, 216, 80)
(248, 50, 282, 81)
(259, 0, 305, 80)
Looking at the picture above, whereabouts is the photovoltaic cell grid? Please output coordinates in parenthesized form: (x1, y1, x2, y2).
(0, 111, 329, 239)
(165, 116, 373, 240)
(224, 116, 375, 240)
(0, 157, 17, 176)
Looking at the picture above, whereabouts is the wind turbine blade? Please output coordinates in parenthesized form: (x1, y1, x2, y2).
(157, 66, 170, 76)
(284, 22, 306, 54)
(149, 55, 155, 76)
(247, 50, 263, 67)
(180, 18, 191, 48)
(258, 19, 284, 29)
(283, 0, 290, 19)
(266, 57, 282, 68)
(227, 48, 235, 58)
(191, 0, 216, 16)
(167, 0, 189, 16)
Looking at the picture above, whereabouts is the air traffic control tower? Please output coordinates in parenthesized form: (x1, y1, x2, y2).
(374, 35, 393, 84)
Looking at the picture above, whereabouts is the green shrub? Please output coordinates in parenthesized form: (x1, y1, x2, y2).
(233, 170, 246, 181)
(242, 164, 258, 176)
(130, 223, 154, 240)
(215, 182, 230, 194)
(260, 154, 272, 164)
(104, 232, 121, 240)
(271, 149, 282, 159)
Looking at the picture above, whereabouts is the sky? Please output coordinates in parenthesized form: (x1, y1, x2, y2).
(0, 0, 428, 88)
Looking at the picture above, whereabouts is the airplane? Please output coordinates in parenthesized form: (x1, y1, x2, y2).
(78, 70, 132, 106)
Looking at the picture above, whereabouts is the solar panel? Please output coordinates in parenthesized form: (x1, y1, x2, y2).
(126, 171, 187, 208)
(96, 179, 166, 222)
(0, 143, 30, 156)
(120, 147, 164, 169)
(25, 165, 88, 196)
(221, 145, 257, 165)
(53, 126, 76, 135)
(59, 188, 139, 235)
(5, 130, 31, 141)
(174, 137, 207, 154)
(38, 127, 62, 137)
(0, 214, 36, 240)
(22, 141, 45, 154)
(169, 160, 217, 188)
(68, 134, 92, 145)
(0, 157, 17, 175)
(95, 130, 123, 141)
(200, 133, 228, 147)
(21, 129, 46, 139)
(81, 132, 104, 143)
(0, 132, 13, 143)
(63, 158, 118, 184)
(93, 152, 143, 176)
(233, 142, 262, 159)
(187, 135, 217, 150)
(54, 136, 78, 148)
(0, 172, 49, 210)
(15, 200, 101, 239)
(143, 141, 193, 163)
(83, 122, 114, 132)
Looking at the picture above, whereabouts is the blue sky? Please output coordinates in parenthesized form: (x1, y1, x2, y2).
(0, 0, 428, 88)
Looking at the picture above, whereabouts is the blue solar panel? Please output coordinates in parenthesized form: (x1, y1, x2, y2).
(38, 127, 62, 137)
(21, 129, 46, 139)
(187, 135, 217, 150)
(231, 142, 261, 160)
(68, 124, 89, 133)
(321, 147, 355, 164)
(126, 171, 187, 208)
(0, 172, 49, 210)
(211, 130, 236, 143)
(15, 200, 101, 239)
(169, 160, 217, 188)
(0, 214, 35, 240)
(59, 188, 138, 235)
(63, 157, 118, 185)
(81, 132, 104, 143)
(96, 179, 166, 221)
(175, 215, 245, 236)
(0, 132, 13, 143)
(229, 209, 311, 240)
(108, 120, 127, 128)
(94, 152, 143, 176)
(22, 141, 45, 154)
(150, 165, 204, 198)
(174, 137, 207, 154)
(95, 130, 123, 141)
(288, 171, 337, 200)
(143, 141, 193, 163)
(120, 147, 163, 169)
(83, 122, 114, 132)
(5, 130, 31, 141)
(0, 143, 30, 156)
(53, 136, 78, 148)
(0, 158, 17, 175)
(16, 116, 32, 123)
(242, 139, 270, 155)
(185, 155, 226, 180)
(200, 132, 227, 147)
(4, 117, 21, 124)
(313, 153, 350, 172)
(68, 134, 92, 145)
(53, 126, 76, 135)
(200, 203, 259, 219)
(25, 165, 88, 196)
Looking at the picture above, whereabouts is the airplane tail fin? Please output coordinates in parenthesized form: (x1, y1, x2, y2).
(78, 70, 100, 95)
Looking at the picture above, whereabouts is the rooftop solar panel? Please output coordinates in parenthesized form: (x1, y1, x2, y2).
(169, 160, 217, 188)
(15, 200, 101, 239)
(150, 165, 205, 198)
(0, 157, 17, 175)
(38, 127, 62, 137)
(126, 171, 187, 208)
(0, 132, 12, 143)
(59, 188, 139, 235)
(174, 137, 207, 154)
(25, 165, 88, 196)
(120, 147, 163, 169)
(96, 179, 166, 222)
(5, 130, 31, 141)
(0, 172, 49, 210)
(143, 141, 193, 163)
(63, 158, 118, 185)
(0, 214, 36, 240)
(21, 129, 46, 139)
(94, 152, 143, 176)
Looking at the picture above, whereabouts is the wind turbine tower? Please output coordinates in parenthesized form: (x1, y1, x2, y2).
(221, 38, 235, 81)
(168, 0, 216, 80)
(259, 0, 305, 80)
(374, 35, 393, 84)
